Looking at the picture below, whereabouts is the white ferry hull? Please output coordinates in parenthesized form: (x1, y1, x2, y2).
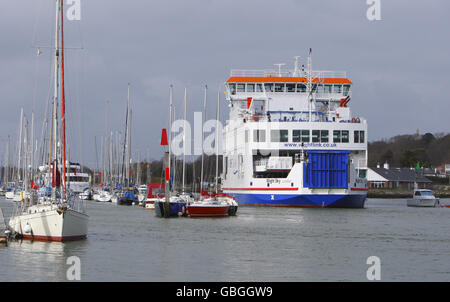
(8, 207, 88, 242)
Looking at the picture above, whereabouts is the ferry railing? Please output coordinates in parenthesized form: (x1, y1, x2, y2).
(230, 69, 347, 78)
(243, 111, 364, 124)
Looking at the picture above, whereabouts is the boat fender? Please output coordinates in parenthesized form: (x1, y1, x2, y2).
(24, 222, 32, 234)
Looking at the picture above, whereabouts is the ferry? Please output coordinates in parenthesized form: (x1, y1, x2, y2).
(38, 162, 90, 194)
(221, 52, 368, 208)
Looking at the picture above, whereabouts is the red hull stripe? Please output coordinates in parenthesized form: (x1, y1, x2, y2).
(222, 187, 298, 191)
(187, 206, 229, 217)
(22, 234, 87, 242)
(224, 187, 367, 192)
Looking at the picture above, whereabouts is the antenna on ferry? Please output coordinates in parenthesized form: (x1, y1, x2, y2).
(274, 63, 285, 77)
(308, 48, 313, 122)
(293, 56, 300, 77)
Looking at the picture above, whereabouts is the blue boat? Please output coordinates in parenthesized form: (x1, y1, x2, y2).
(154, 197, 187, 217)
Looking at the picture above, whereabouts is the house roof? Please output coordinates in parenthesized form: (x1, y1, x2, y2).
(370, 168, 432, 183)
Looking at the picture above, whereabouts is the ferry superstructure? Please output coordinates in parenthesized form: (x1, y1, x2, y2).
(221, 53, 368, 208)
(38, 162, 90, 194)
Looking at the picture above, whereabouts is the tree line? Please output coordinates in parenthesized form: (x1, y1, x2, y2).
(368, 132, 450, 168)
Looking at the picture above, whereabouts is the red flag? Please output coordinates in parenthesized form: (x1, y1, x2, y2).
(161, 128, 168, 146)
(165, 168, 169, 181)
(247, 97, 253, 109)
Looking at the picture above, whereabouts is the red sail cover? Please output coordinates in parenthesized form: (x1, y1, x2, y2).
(247, 97, 252, 109)
(161, 129, 168, 146)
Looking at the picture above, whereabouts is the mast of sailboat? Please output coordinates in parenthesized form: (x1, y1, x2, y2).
(5, 136, 10, 185)
(51, 0, 61, 199)
(215, 90, 220, 196)
(60, 0, 68, 198)
(172, 105, 176, 192)
(121, 86, 129, 186)
(200, 85, 207, 199)
(182, 87, 187, 194)
(128, 106, 133, 186)
(125, 83, 132, 186)
(17, 108, 24, 184)
(30, 111, 34, 186)
(168, 85, 173, 195)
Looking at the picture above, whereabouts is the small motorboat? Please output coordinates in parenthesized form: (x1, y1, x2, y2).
(97, 189, 112, 202)
(114, 188, 138, 206)
(407, 189, 439, 207)
(79, 189, 93, 200)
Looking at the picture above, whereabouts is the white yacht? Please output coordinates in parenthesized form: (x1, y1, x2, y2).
(407, 189, 439, 207)
(8, 0, 88, 241)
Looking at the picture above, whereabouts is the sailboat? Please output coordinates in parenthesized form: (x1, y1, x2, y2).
(186, 89, 238, 217)
(8, 0, 88, 241)
(154, 86, 188, 217)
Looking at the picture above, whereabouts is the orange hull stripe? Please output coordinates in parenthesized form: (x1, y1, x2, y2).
(227, 76, 352, 84)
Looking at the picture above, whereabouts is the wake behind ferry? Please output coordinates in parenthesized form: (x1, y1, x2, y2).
(221, 51, 368, 208)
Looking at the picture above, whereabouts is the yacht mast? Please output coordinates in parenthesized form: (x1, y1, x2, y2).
(182, 87, 187, 194)
(168, 85, 173, 195)
(215, 90, 220, 195)
(60, 0, 68, 198)
(51, 0, 61, 198)
(200, 85, 207, 198)
(17, 108, 23, 183)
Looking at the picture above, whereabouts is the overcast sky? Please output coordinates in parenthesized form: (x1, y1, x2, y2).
(0, 0, 449, 167)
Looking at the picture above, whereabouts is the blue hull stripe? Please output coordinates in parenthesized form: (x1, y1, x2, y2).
(230, 193, 366, 208)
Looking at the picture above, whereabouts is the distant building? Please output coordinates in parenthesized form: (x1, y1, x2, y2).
(367, 166, 432, 189)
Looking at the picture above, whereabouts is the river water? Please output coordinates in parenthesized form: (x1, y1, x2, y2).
(1, 197, 449, 282)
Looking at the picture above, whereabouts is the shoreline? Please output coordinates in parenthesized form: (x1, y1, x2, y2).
(368, 189, 450, 199)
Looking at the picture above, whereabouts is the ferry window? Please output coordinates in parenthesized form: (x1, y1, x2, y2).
(312, 84, 318, 92)
(274, 83, 285, 92)
(271, 130, 288, 142)
(293, 130, 301, 142)
(253, 130, 266, 142)
(296, 84, 306, 92)
(333, 85, 342, 93)
(317, 85, 324, 93)
(264, 83, 274, 92)
(324, 85, 332, 93)
(229, 83, 236, 95)
(320, 130, 329, 143)
(343, 85, 351, 96)
(360, 131, 365, 143)
(294, 130, 310, 142)
(312, 130, 320, 142)
(301, 130, 310, 142)
(354, 130, 360, 143)
(256, 84, 263, 92)
(245, 130, 249, 143)
(286, 83, 295, 93)
(237, 84, 245, 92)
(341, 130, 349, 143)
(333, 130, 341, 143)
(280, 130, 288, 142)
(247, 84, 255, 92)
